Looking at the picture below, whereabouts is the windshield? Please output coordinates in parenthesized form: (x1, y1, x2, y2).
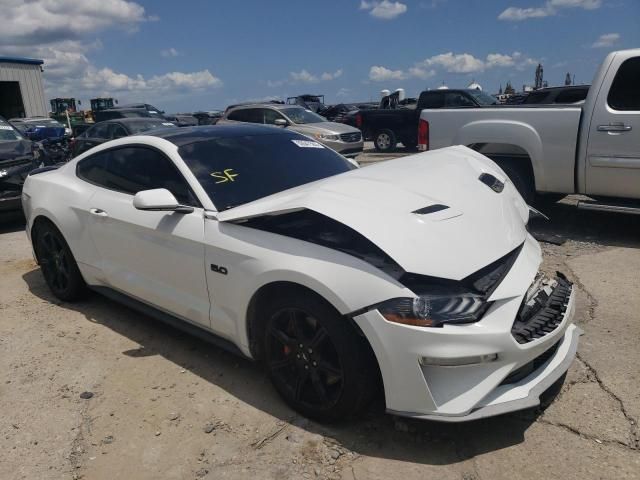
(26, 119, 64, 127)
(178, 133, 354, 210)
(467, 91, 498, 105)
(281, 108, 326, 124)
(0, 122, 24, 141)
(128, 120, 177, 134)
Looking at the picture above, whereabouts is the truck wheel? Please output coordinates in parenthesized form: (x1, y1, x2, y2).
(374, 130, 397, 152)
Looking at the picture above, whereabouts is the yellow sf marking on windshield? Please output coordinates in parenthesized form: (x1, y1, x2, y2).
(211, 168, 238, 184)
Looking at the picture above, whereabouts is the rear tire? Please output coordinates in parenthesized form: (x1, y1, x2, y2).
(262, 290, 377, 422)
(374, 129, 397, 152)
(34, 221, 87, 302)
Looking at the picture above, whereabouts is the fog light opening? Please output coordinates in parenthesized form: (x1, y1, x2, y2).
(419, 353, 498, 367)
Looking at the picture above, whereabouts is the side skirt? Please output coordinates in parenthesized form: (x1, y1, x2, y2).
(91, 286, 249, 359)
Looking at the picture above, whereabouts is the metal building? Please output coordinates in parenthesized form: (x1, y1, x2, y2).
(0, 56, 48, 119)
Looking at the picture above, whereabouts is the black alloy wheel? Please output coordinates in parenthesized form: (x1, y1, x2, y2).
(35, 222, 86, 301)
(262, 290, 377, 422)
(266, 308, 344, 411)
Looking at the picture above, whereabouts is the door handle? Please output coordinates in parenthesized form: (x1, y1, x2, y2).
(89, 208, 109, 217)
(597, 123, 632, 132)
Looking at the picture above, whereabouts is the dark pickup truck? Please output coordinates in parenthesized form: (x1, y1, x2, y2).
(347, 89, 497, 152)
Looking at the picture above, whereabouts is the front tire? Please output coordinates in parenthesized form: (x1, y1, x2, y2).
(262, 290, 377, 422)
(34, 221, 87, 301)
(373, 129, 397, 152)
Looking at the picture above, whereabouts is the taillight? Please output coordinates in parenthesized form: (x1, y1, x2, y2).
(418, 119, 429, 151)
(356, 112, 362, 128)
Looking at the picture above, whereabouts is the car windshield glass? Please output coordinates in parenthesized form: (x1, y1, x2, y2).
(0, 123, 23, 141)
(27, 119, 64, 127)
(281, 108, 326, 124)
(178, 133, 354, 210)
(467, 91, 498, 105)
(127, 120, 177, 134)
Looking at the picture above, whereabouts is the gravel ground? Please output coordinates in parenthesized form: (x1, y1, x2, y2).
(1, 146, 639, 479)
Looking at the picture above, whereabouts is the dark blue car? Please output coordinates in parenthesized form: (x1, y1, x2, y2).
(9, 117, 67, 141)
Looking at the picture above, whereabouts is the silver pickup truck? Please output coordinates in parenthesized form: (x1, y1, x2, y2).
(418, 49, 640, 214)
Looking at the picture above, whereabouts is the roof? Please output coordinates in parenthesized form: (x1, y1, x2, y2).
(229, 103, 302, 111)
(0, 56, 44, 66)
(100, 117, 173, 125)
(150, 124, 295, 147)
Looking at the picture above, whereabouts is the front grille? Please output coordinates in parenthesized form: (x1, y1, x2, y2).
(511, 275, 572, 344)
(340, 132, 362, 143)
(500, 340, 560, 385)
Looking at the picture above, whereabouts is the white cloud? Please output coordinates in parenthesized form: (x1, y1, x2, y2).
(0, 0, 150, 46)
(486, 53, 515, 68)
(498, 7, 550, 20)
(321, 69, 343, 81)
(498, 0, 602, 21)
(407, 67, 436, 80)
(0, 0, 224, 101)
(423, 52, 486, 73)
(268, 68, 343, 86)
(592, 33, 620, 48)
(336, 88, 351, 98)
(80, 68, 222, 93)
(369, 51, 537, 83)
(360, 0, 408, 19)
(161, 47, 180, 57)
(369, 65, 407, 81)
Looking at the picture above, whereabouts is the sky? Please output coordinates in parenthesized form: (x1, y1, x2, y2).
(1, 0, 638, 112)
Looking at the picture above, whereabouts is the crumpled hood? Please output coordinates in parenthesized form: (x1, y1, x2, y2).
(218, 146, 530, 280)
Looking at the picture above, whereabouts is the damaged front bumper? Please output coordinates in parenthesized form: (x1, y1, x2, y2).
(353, 236, 581, 422)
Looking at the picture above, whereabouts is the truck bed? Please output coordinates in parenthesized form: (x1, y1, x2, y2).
(422, 105, 582, 194)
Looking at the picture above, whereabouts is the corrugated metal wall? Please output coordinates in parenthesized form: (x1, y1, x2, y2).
(0, 62, 48, 117)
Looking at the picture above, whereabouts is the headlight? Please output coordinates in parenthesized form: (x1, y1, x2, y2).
(315, 133, 340, 141)
(377, 292, 488, 327)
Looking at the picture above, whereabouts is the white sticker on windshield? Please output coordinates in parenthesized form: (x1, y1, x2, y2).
(0, 125, 13, 130)
(149, 110, 158, 114)
(291, 139, 324, 149)
(162, 122, 174, 126)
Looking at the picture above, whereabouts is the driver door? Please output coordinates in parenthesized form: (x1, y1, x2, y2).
(80, 145, 211, 328)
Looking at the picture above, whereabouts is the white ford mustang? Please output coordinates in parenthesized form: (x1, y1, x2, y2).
(22, 124, 580, 422)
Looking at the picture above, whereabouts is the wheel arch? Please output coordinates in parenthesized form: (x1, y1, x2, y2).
(455, 120, 546, 192)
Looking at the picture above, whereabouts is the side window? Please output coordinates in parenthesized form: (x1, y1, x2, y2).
(607, 57, 640, 111)
(263, 109, 284, 124)
(445, 93, 475, 107)
(108, 123, 128, 139)
(88, 123, 110, 139)
(555, 89, 587, 104)
(77, 147, 198, 206)
(420, 93, 444, 109)
(76, 151, 110, 185)
(228, 109, 259, 122)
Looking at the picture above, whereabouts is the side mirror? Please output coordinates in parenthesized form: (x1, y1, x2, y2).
(274, 118, 288, 127)
(133, 188, 194, 213)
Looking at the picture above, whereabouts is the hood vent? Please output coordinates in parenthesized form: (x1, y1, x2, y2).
(479, 173, 504, 193)
(412, 204, 449, 215)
